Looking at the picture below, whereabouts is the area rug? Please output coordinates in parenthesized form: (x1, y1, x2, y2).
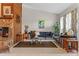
(14, 41, 57, 48)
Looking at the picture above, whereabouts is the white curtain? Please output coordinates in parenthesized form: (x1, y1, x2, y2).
(60, 16, 64, 33)
(66, 12, 72, 32)
(71, 9, 77, 34)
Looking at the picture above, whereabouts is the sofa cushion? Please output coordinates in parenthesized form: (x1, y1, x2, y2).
(38, 32, 53, 38)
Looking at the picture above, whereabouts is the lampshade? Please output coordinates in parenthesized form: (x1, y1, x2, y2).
(67, 29, 74, 35)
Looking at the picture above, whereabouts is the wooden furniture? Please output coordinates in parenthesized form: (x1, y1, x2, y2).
(16, 34, 22, 42)
(59, 35, 78, 52)
(63, 39, 78, 52)
(22, 33, 29, 40)
(0, 3, 22, 44)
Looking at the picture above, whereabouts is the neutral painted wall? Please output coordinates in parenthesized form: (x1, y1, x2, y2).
(22, 5, 58, 33)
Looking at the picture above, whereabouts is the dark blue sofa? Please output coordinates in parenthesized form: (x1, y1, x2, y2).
(38, 32, 53, 39)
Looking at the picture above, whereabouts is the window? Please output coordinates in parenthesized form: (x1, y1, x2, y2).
(66, 12, 72, 32)
(60, 16, 64, 33)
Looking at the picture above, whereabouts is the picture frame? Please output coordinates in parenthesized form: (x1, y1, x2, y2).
(0, 3, 13, 18)
(3, 6, 12, 15)
(38, 20, 45, 29)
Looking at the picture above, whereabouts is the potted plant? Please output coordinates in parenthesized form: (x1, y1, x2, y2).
(52, 22, 60, 34)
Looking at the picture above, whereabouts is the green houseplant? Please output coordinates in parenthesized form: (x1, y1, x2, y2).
(52, 22, 60, 34)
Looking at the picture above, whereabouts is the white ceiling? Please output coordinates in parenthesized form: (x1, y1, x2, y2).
(23, 3, 73, 14)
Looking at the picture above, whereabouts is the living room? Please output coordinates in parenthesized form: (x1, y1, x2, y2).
(0, 3, 79, 55)
(21, 3, 78, 50)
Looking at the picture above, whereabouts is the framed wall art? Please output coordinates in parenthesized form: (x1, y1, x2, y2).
(3, 6, 12, 15)
(38, 20, 45, 29)
(1, 3, 13, 18)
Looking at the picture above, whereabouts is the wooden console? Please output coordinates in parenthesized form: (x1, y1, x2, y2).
(59, 35, 78, 52)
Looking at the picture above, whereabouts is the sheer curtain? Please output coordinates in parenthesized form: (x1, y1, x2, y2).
(66, 12, 72, 32)
(60, 16, 64, 33)
(71, 9, 77, 34)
